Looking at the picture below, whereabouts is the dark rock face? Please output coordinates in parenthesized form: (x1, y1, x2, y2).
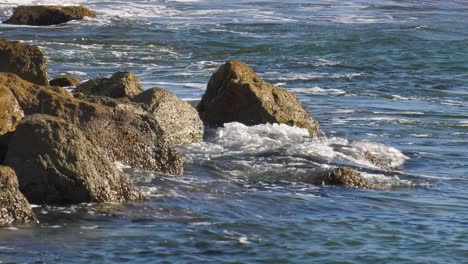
(132, 88, 204, 145)
(4, 114, 144, 205)
(197, 60, 321, 136)
(0, 40, 48, 85)
(4, 5, 96, 26)
(0, 86, 24, 136)
(76, 72, 144, 98)
(0, 166, 37, 225)
(49, 76, 80, 87)
(1, 73, 183, 175)
(0, 133, 12, 164)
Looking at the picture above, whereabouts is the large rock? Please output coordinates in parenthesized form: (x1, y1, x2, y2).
(76, 72, 144, 98)
(197, 60, 321, 135)
(0, 166, 37, 225)
(5, 115, 143, 204)
(4, 5, 96, 26)
(49, 76, 80, 87)
(0, 86, 24, 136)
(132, 88, 204, 145)
(1, 73, 183, 175)
(0, 39, 48, 85)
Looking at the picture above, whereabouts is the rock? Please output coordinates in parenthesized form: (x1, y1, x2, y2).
(321, 167, 374, 189)
(1, 72, 183, 174)
(76, 72, 144, 98)
(0, 166, 37, 225)
(0, 39, 48, 85)
(49, 76, 80, 87)
(132, 88, 204, 144)
(4, 5, 96, 26)
(197, 60, 321, 135)
(0, 86, 24, 136)
(4, 114, 144, 205)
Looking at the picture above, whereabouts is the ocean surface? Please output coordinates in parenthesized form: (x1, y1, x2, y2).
(1, 0, 467, 263)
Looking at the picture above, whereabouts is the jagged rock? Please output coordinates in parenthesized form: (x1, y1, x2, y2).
(49, 76, 80, 87)
(4, 5, 96, 26)
(4, 114, 144, 205)
(1, 72, 183, 174)
(0, 39, 48, 85)
(321, 167, 374, 189)
(76, 71, 144, 98)
(132, 88, 204, 144)
(0, 166, 37, 225)
(0, 86, 24, 136)
(197, 60, 321, 135)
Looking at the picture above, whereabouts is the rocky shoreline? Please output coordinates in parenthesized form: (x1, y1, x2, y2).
(0, 6, 382, 226)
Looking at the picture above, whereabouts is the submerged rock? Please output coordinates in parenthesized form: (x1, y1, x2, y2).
(1, 72, 183, 174)
(4, 5, 96, 26)
(197, 60, 321, 135)
(132, 88, 204, 144)
(5, 114, 144, 205)
(0, 166, 37, 225)
(76, 71, 143, 98)
(49, 76, 80, 87)
(320, 167, 374, 189)
(0, 87, 24, 136)
(0, 39, 48, 85)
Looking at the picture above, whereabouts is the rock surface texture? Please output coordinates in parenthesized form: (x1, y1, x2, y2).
(49, 76, 80, 87)
(132, 88, 204, 144)
(0, 87, 24, 136)
(0, 39, 48, 85)
(197, 60, 321, 135)
(4, 114, 143, 205)
(76, 71, 144, 98)
(1, 73, 183, 174)
(4, 5, 96, 26)
(321, 167, 374, 189)
(0, 166, 37, 225)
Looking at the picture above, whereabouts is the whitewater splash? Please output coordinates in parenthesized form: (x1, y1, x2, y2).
(180, 122, 412, 188)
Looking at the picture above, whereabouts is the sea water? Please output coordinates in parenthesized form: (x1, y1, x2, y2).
(0, 0, 467, 263)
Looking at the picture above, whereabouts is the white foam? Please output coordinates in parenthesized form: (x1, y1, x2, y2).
(182, 122, 409, 178)
(290, 87, 346, 96)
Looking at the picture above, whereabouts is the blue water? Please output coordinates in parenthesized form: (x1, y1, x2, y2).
(1, 0, 467, 263)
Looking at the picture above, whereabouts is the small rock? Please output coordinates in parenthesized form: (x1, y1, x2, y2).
(0, 39, 48, 85)
(4, 5, 96, 26)
(49, 76, 80, 87)
(197, 60, 321, 136)
(132, 88, 204, 144)
(0, 166, 37, 226)
(5, 114, 144, 205)
(0, 86, 24, 136)
(322, 167, 374, 189)
(76, 71, 144, 98)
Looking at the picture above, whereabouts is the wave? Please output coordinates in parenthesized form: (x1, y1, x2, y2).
(180, 122, 412, 188)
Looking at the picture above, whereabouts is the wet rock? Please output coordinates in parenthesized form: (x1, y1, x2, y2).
(0, 166, 37, 225)
(197, 60, 321, 135)
(4, 5, 96, 26)
(4, 114, 144, 205)
(0, 86, 24, 136)
(321, 167, 374, 189)
(364, 151, 391, 170)
(76, 71, 144, 98)
(0, 39, 48, 85)
(132, 88, 204, 144)
(49, 76, 80, 87)
(1, 72, 183, 174)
